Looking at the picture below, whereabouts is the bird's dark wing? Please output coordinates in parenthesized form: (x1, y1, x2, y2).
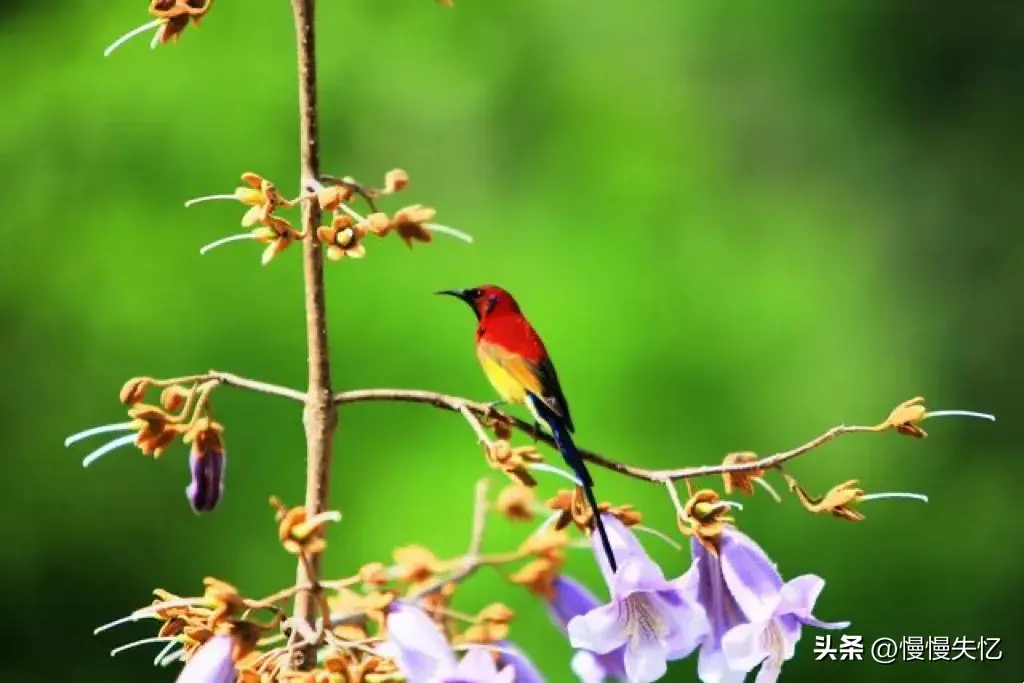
(533, 356, 575, 433)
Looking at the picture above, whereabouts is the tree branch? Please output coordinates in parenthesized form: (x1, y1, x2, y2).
(333, 387, 879, 482)
(288, 0, 338, 671)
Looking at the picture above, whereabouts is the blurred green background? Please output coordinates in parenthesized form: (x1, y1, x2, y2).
(2, 1, 1020, 681)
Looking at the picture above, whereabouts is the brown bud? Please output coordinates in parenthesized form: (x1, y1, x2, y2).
(496, 484, 535, 522)
(721, 451, 764, 496)
(885, 397, 928, 438)
(477, 603, 514, 624)
(392, 545, 440, 583)
(358, 562, 389, 586)
(384, 169, 409, 193)
(119, 377, 151, 405)
(160, 385, 190, 413)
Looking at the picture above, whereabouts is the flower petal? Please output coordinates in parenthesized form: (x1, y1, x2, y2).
(697, 643, 747, 683)
(176, 635, 236, 683)
(754, 661, 783, 683)
(496, 642, 545, 683)
(385, 602, 457, 679)
(721, 620, 771, 672)
(570, 650, 609, 683)
(780, 574, 850, 630)
(719, 528, 783, 621)
(453, 646, 500, 678)
(657, 589, 710, 660)
(594, 514, 649, 587)
(568, 603, 625, 655)
(623, 637, 669, 683)
(611, 554, 670, 599)
(549, 576, 603, 631)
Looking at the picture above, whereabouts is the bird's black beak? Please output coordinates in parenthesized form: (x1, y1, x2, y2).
(435, 288, 472, 303)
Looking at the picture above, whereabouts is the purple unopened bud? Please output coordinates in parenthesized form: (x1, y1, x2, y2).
(186, 446, 226, 513)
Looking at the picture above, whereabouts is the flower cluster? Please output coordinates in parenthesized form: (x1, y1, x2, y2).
(184, 169, 471, 265)
(65, 375, 227, 513)
(104, 0, 214, 57)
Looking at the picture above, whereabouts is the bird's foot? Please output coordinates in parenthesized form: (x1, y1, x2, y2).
(481, 400, 507, 418)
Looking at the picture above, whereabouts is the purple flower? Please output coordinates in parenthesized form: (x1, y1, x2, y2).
(381, 602, 514, 683)
(186, 445, 225, 513)
(567, 515, 709, 683)
(546, 576, 626, 682)
(496, 642, 545, 683)
(176, 635, 235, 683)
(679, 528, 849, 683)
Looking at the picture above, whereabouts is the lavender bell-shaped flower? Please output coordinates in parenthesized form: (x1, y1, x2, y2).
(186, 444, 226, 513)
(496, 642, 545, 683)
(176, 634, 236, 683)
(567, 514, 709, 683)
(679, 526, 849, 683)
(381, 602, 514, 683)
(546, 575, 626, 682)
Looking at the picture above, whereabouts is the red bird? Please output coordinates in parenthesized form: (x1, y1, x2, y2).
(437, 285, 617, 572)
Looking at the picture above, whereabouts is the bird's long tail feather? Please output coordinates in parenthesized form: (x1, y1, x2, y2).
(532, 400, 618, 573)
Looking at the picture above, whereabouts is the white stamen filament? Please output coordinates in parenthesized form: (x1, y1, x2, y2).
(93, 612, 155, 634)
(184, 194, 239, 208)
(527, 462, 582, 486)
(64, 422, 134, 447)
(110, 636, 176, 657)
(158, 647, 185, 666)
(93, 597, 210, 635)
(424, 223, 474, 244)
(82, 433, 138, 468)
(199, 233, 256, 255)
(150, 24, 163, 49)
(528, 511, 562, 539)
(925, 410, 996, 422)
(154, 638, 179, 666)
(752, 476, 782, 503)
(336, 202, 366, 223)
(859, 491, 929, 504)
(711, 499, 744, 512)
(103, 19, 163, 57)
(633, 524, 683, 551)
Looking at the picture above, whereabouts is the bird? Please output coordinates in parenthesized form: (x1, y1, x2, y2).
(436, 285, 618, 573)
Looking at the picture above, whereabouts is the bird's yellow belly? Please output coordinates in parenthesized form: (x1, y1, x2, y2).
(479, 354, 528, 404)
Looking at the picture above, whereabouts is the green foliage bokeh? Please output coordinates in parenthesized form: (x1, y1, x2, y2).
(1, 1, 1021, 681)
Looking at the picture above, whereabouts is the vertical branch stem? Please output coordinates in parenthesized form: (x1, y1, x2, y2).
(289, 0, 338, 670)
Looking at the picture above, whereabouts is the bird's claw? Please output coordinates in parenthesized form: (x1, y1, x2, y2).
(481, 400, 506, 418)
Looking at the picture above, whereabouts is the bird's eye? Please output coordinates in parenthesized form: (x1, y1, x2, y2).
(484, 294, 499, 314)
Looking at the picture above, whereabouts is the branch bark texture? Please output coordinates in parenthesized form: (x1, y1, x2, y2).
(289, 0, 338, 670)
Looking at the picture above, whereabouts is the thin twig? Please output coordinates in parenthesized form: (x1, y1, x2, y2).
(189, 373, 888, 483)
(288, 0, 339, 671)
(208, 371, 307, 402)
(333, 388, 879, 482)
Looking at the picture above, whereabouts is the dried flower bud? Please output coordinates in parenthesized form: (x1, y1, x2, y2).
(679, 489, 735, 554)
(358, 562, 389, 587)
(478, 603, 514, 624)
(721, 451, 764, 496)
(384, 169, 409, 193)
(786, 474, 866, 522)
(883, 397, 929, 438)
(119, 377, 152, 405)
(392, 204, 437, 248)
(270, 497, 341, 555)
(317, 184, 354, 212)
(392, 545, 440, 583)
(362, 212, 392, 236)
(160, 385, 190, 413)
(508, 557, 562, 598)
(496, 484, 535, 522)
(518, 528, 568, 559)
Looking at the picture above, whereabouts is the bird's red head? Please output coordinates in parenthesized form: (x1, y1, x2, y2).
(435, 284, 521, 320)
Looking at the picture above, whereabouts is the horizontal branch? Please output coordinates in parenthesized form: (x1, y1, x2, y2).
(200, 371, 879, 483)
(333, 388, 874, 483)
